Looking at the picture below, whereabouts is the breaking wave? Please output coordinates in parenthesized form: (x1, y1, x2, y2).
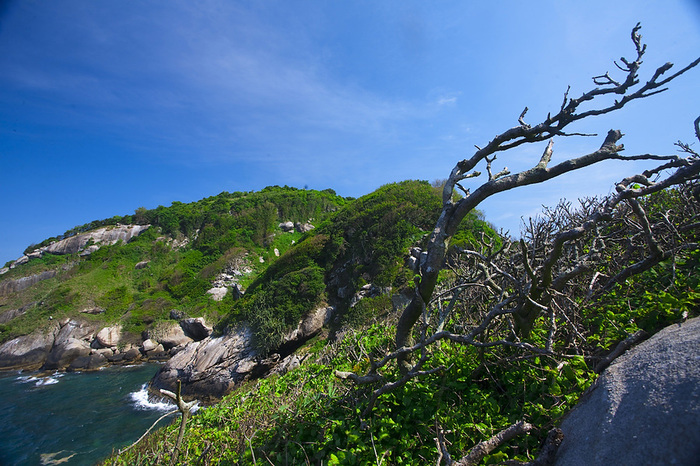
(129, 383, 174, 412)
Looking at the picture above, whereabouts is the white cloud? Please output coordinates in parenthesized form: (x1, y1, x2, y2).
(437, 96, 458, 106)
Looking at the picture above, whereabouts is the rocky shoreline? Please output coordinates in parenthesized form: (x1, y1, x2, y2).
(0, 305, 333, 403)
(0, 314, 213, 373)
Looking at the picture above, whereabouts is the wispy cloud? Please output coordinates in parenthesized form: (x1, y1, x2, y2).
(437, 95, 458, 106)
(0, 1, 424, 167)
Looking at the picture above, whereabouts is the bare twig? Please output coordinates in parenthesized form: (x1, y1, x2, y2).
(454, 421, 535, 466)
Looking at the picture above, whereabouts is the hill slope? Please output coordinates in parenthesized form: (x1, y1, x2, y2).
(1, 180, 697, 464)
(0, 181, 493, 370)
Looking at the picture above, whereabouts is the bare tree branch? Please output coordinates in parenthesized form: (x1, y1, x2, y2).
(396, 24, 700, 363)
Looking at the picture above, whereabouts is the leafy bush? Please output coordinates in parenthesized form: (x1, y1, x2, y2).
(241, 265, 327, 355)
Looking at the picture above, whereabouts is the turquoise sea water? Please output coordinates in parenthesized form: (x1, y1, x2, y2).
(0, 363, 175, 465)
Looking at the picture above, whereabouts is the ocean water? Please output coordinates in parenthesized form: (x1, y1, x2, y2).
(0, 363, 176, 465)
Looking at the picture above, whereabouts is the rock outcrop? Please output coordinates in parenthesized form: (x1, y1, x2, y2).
(150, 322, 193, 350)
(0, 315, 212, 372)
(0, 302, 37, 324)
(6, 224, 150, 269)
(279, 221, 295, 232)
(0, 326, 59, 370)
(278, 221, 315, 233)
(206, 259, 251, 302)
(150, 326, 259, 402)
(180, 317, 213, 341)
(94, 325, 122, 348)
(42, 320, 96, 370)
(0, 270, 58, 297)
(150, 306, 333, 401)
(555, 317, 700, 465)
(295, 222, 315, 233)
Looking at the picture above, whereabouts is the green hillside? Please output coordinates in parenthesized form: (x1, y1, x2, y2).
(0, 181, 492, 351)
(0, 186, 351, 344)
(1, 180, 697, 465)
(100, 183, 699, 465)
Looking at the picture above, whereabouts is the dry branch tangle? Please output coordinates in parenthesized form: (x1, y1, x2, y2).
(394, 23, 700, 361)
(337, 23, 699, 464)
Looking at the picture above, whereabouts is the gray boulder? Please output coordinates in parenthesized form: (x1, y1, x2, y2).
(135, 260, 150, 269)
(43, 337, 91, 370)
(180, 317, 213, 341)
(95, 325, 121, 348)
(555, 317, 700, 465)
(279, 221, 295, 232)
(295, 222, 315, 233)
(154, 323, 193, 350)
(283, 306, 332, 344)
(0, 327, 58, 370)
(122, 347, 142, 361)
(68, 353, 107, 371)
(142, 339, 159, 353)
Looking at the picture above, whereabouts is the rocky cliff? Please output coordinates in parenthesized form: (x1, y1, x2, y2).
(2, 224, 150, 272)
(149, 305, 333, 402)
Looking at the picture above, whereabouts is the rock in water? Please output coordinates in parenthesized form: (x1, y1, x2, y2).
(555, 317, 700, 465)
(42, 320, 95, 370)
(149, 327, 258, 402)
(0, 327, 58, 370)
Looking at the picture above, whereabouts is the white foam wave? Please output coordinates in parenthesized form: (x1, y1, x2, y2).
(35, 377, 60, 387)
(129, 383, 175, 412)
(16, 373, 63, 387)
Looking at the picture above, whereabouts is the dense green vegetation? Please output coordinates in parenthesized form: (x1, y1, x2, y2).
(1, 181, 493, 349)
(219, 180, 497, 354)
(103, 237, 697, 465)
(22, 186, 347, 258)
(0, 186, 350, 343)
(99, 183, 697, 465)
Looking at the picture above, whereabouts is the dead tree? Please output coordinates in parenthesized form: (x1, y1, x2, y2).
(337, 153, 700, 420)
(393, 23, 700, 368)
(334, 23, 699, 464)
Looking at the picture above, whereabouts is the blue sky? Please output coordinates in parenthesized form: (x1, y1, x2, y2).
(1, 1, 699, 266)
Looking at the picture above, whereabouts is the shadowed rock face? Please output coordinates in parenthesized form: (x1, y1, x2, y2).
(555, 317, 700, 465)
(180, 317, 213, 341)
